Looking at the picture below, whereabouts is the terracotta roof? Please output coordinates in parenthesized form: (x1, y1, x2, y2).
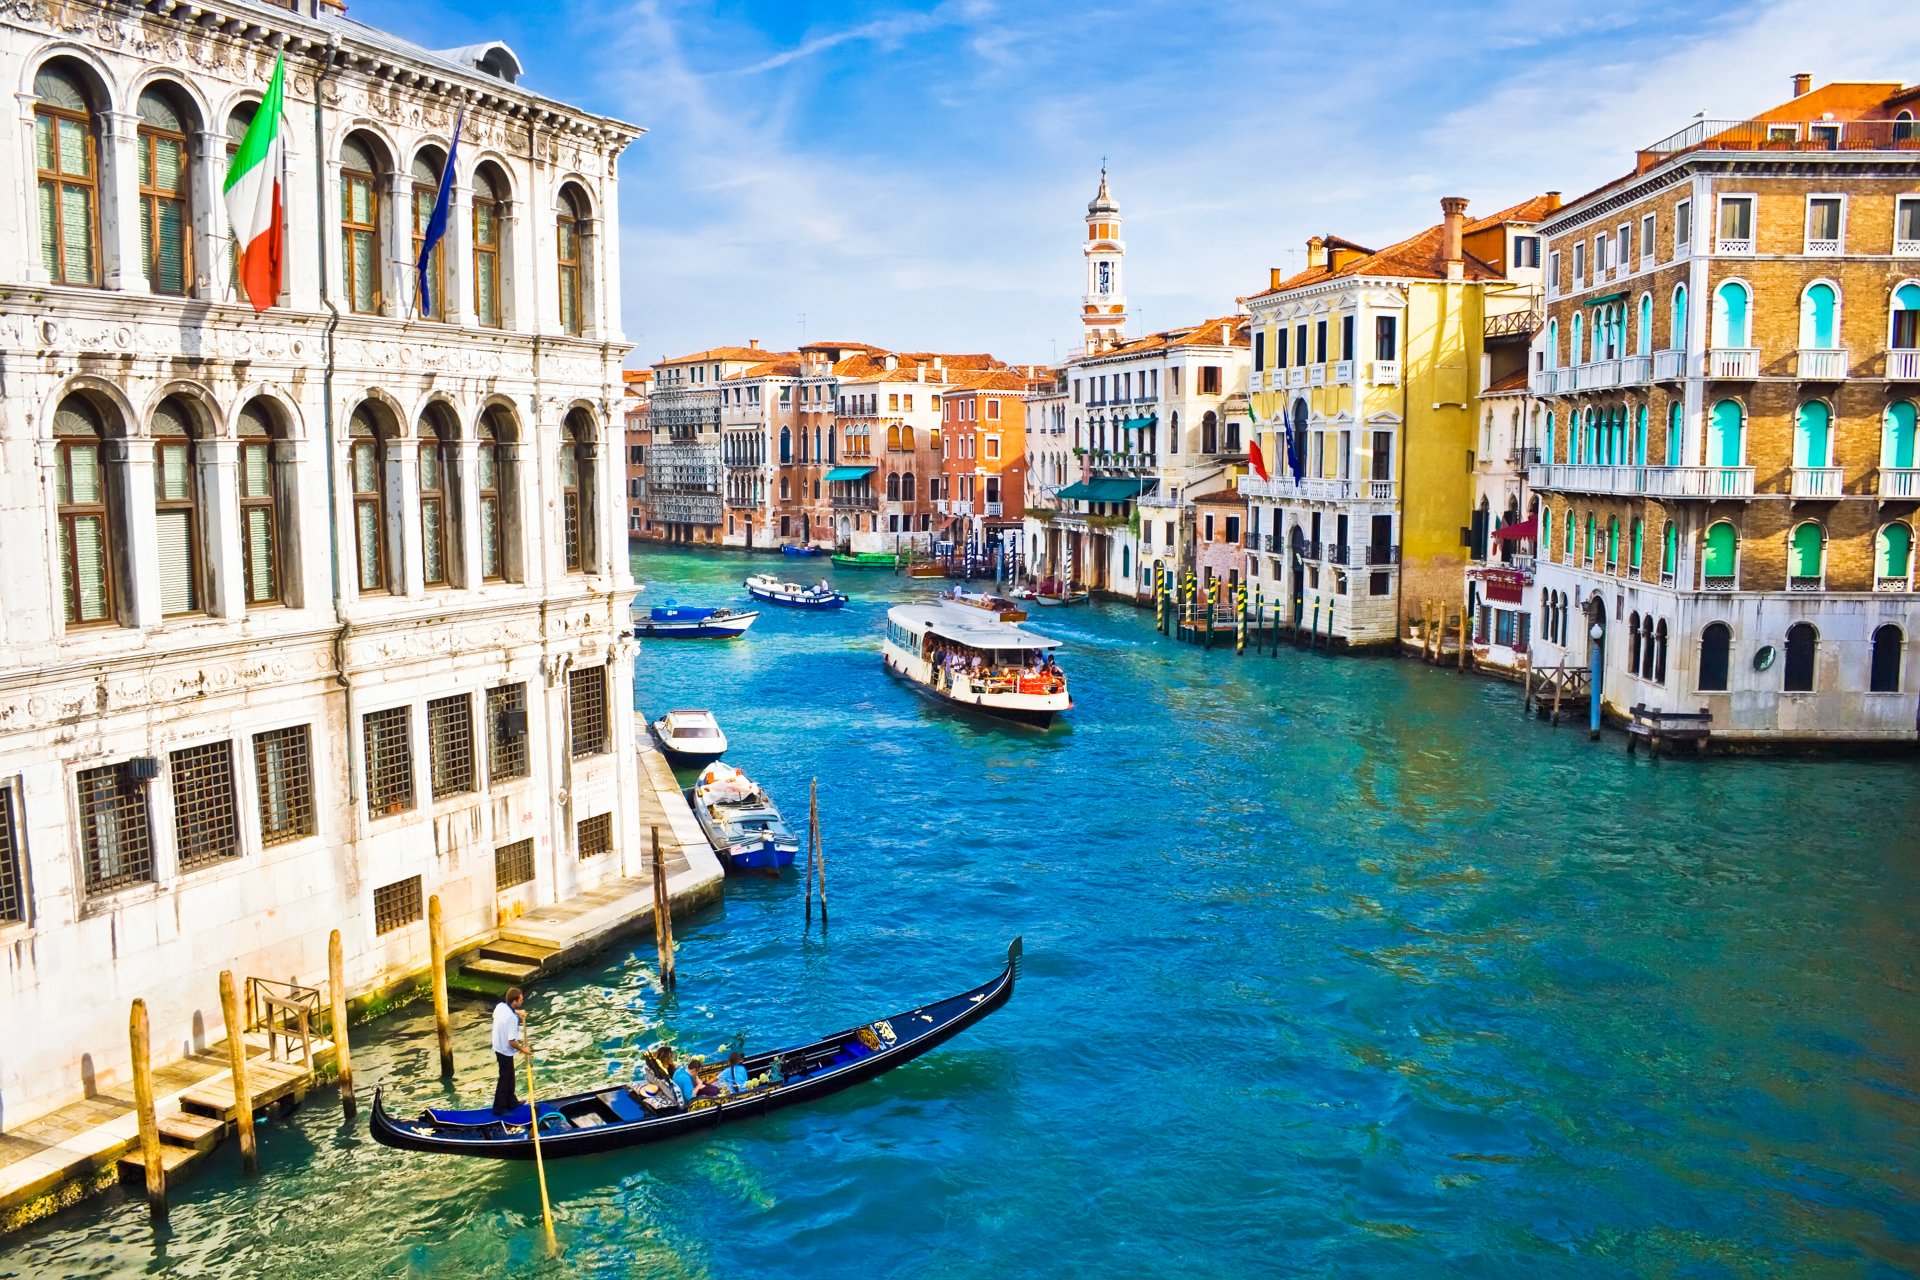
(941, 370, 1034, 393)
(622, 368, 652, 385)
(1089, 316, 1249, 360)
(1252, 221, 1505, 298)
(722, 359, 806, 380)
(1191, 490, 1247, 508)
(1485, 368, 1530, 394)
(1466, 194, 1560, 231)
(657, 345, 792, 365)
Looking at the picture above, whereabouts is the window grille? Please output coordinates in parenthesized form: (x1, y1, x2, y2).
(568, 666, 608, 758)
(428, 693, 475, 798)
(253, 725, 314, 846)
(577, 812, 612, 859)
(487, 683, 530, 781)
(364, 706, 414, 816)
(171, 740, 239, 870)
(496, 837, 535, 889)
(77, 763, 153, 896)
(0, 786, 23, 923)
(373, 875, 422, 935)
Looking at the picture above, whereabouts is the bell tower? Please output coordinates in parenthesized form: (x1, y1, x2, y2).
(1082, 165, 1127, 354)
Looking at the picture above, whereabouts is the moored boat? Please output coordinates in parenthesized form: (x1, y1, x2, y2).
(830, 551, 899, 569)
(939, 586, 1028, 622)
(744, 574, 848, 609)
(689, 762, 799, 874)
(905, 562, 947, 579)
(649, 709, 728, 767)
(369, 939, 1022, 1160)
(882, 602, 1070, 728)
(636, 604, 759, 639)
(781, 544, 822, 557)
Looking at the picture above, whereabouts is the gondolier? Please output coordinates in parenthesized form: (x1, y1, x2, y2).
(492, 987, 528, 1115)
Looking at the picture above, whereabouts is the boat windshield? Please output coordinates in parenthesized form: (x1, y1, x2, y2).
(671, 726, 721, 739)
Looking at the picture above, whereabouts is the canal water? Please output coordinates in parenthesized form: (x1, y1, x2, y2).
(6, 544, 1919, 1278)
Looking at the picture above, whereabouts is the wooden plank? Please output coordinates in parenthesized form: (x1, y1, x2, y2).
(155, 1111, 225, 1153)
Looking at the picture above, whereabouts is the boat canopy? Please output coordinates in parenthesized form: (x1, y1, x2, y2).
(889, 603, 1060, 652)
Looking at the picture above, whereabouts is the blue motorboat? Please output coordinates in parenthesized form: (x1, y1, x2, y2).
(744, 574, 848, 610)
(781, 544, 822, 557)
(688, 764, 799, 875)
(636, 602, 760, 639)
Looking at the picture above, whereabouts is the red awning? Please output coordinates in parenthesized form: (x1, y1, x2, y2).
(1492, 516, 1537, 542)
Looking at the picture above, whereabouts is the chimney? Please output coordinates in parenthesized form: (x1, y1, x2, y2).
(1220, 322, 1230, 344)
(1270, 266, 1283, 288)
(748, 337, 760, 349)
(884, 354, 898, 371)
(916, 363, 926, 383)
(1440, 196, 1469, 280)
(1306, 236, 1326, 269)
(1792, 72, 1812, 98)
(1546, 191, 1563, 213)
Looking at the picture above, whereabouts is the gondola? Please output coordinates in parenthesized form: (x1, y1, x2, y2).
(369, 939, 1022, 1160)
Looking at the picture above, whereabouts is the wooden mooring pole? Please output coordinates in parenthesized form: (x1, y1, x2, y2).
(651, 825, 676, 990)
(328, 929, 356, 1119)
(805, 780, 818, 926)
(219, 969, 257, 1176)
(428, 895, 453, 1079)
(814, 795, 830, 926)
(129, 998, 167, 1220)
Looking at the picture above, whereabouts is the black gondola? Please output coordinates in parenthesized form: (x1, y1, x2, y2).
(369, 938, 1021, 1160)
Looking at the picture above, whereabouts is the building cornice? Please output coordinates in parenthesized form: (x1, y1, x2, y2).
(1538, 152, 1920, 236)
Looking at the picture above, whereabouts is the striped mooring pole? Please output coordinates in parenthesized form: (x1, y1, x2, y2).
(1236, 582, 1248, 655)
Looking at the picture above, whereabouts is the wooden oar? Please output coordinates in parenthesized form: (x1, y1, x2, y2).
(522, 1013, 558, 1256)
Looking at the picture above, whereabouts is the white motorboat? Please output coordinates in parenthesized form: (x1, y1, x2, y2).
(649, 709, 728, 767)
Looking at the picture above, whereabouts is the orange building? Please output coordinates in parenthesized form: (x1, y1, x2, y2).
(938, 370, 1047, 573)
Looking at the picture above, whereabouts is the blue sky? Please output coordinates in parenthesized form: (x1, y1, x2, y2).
(355, 0, 1920, 367)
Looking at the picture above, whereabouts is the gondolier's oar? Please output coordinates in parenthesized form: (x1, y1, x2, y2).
(523, 1014, 558, 1256)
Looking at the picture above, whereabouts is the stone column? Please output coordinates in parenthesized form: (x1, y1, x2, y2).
(382, 171, 411, 320)
(102, 110, 147, 294)
(192, 129, 226, 300)
(391, 440, 423, 595)
(202, 438, 245, 617)
(113, 438, 162, 628)
(12, 94, 40, 285)
(453, 435, 482, 589)
(447, 180, 474, 328)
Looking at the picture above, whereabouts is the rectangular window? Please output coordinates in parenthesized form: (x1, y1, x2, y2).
(1717, 196, 1754, 250)
(1225, 515, 1241, 544)
(1898, 197, 1920, 251)
(0, 785, 25, 924)
(1253, 331, 1265, 371)
(1294, 325, 1307, 365)
(1200, 366, 1221, 395)
(986, 437, 1000, 459)
(373, 875, 422, 935)
(568, 665, 608, 758)
(1639, 213, 1655, 262)
(1374, 316, 1398, 361)
(171, 741, 239, 871)
(1511, 235, 1540, 268)
(577, 812, 612, 859)
(1314, 321, 1328, 363)
(76, 763, 152, 896)
(496, 837, 535, 889)
(428, 693, 475, 799)
(1805, 196, 1844, 252)
(1675, 200, 1692, 253)
(253, 725, 314, 847)
(364, 705, 414, 817)
(1547, 249, 1561, 292)
(1594, 234, 1609, 272)
(1572, 241, 1586, 282)
(986, 399, 1000, 420)
(341, 163, 380, 314)
(1340, 315, 1354, 361)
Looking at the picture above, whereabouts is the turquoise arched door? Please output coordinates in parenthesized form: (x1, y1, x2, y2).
(1667, 402, 1684, 466)
(1714, 282, 1750, 347)
(1795, 402, 1832, 467)
(1801, 283, 1838, 349)
(1671, 284, 1688, 349)
(1888, 401, 1918, 469)
(1638, 294, 1653, 355)
(1708, 400, 1744, 467)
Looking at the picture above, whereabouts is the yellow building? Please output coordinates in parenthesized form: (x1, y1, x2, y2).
(1240, 195, 1556, 645)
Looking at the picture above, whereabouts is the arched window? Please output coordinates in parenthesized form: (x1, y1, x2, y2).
(885, 472, 901, 501)
(152, 397, 204, 616)
(1654, 619, 1669, 684)
(1788, 521, 1824, 588)
(1870, 624, 1903, 693)
(1699, 621, 1732, 691)
(1670, 284, 1687, 350)
(901, 426, 915, 450)
(1570, 313, 1583, 365)
(238, 399, 287, 607)
(35, 64, 101, 286)
(1122, 545, 1131, 578)
(1635, 405, 1648, 466)
(902, 472, 916, 501)
(561, 408, 595, 571)
(1784, 622, 1818, 692)
(1564, 507, 1575, 558)
(1799, 282, 1839, 349)
(472, 164, 506, 327)
(1794, 401, 1832, 468)
(1662, 521, 1677, 579)
(1607, 515, 1620, 570)
(1892, 283, 1920, 351)
(410, 147, 447, 321)
(349, 405, 390, 592)
(779, 427, 792, 464)
(341, 134, 384, 314)
(1703, 519, 1738, 588)
(55, 393, 116, 624)
(137, 87, 193, 296)
(1630, 518, 1644, 574)
(1201, 411, 1219, 454)
(1584, 512, 1596, 563)
(1628, 611, 1643, 674)
(418, 404, 457, 586)
(1876, 522, 1912, 587)
(1898, 111, 1918, 144)
(1542, 506, 1554, 559)
(1708, 399, 1744, 468)
(1667, 401, 1684, 466)
(223, 101, 258, 293)
(779, 476, 789, 500)
(886, 424, 901, 451)
(1544, 410, 1555, 461)
(1545, 319, 1558, 369)
(1713, 280, 1751, 348)
(1637, 294, 1653, 356)
(557, 184, 588, 336)
(478, 405, 519, 581)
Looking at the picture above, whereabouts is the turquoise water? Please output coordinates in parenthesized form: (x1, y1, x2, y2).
(6, 544, 1919, 1278)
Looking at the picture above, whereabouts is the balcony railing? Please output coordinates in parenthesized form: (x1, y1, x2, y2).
(1653, 348, 1687, 380)
(985, 501, 1003, 516)
(1660, 570, 1676, 588)
(1791, 466, 1844, 498)
(1333, 360, 1354, 384)
(1789, 575, 1824, 593)
(1701, 574, 1737, 592)
(1796, 348, 1849, 380)
(1509, 446, 1541, 468)
(1366, 544, 1400, 566)
(1328, 543, 1350, 565)
(1888, 349, 1920, 381)
(1710, 348, 1759, 378)
(1486, 309, 1544, 340)
(1618, 354, 1652, 385)
(1716, 237, 1753, 255)
(1805, 237, 1842, 255)
(830, 494, 878, 510)
(1879, 575, 1914, 591)
(1573, 360, 1620, 391)
(1880, 467, 1920, 499)
(1532, 463, 1756, 498)
(1235, 475, 1397, 503)
(1900, 239, 1920, 257)
(1371, 359, 1401, 386)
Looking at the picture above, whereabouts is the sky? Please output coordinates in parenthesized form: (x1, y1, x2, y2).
(353, 0, 1920, 368)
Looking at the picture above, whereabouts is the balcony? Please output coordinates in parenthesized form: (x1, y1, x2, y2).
(1789, 575, 1824, 593)
(1366, 543, 1400, 566)
(1880, 467, 1920, 499)
(1532, 463, 1755, 498)
(1573, 360, 1620, 391)
(1371, 359, 1401, 386)
(1709, 348, 1759, 378)
(1790, 466, 1844, 498)
(1880, 575, 1914, 591)
(984, 501, 1004, 517)
(1796, 348, 1849, 380)
(1716, 237, 1753, 255)
(1653, 348, 1687, 380)
(830, 493, 877, 511)
(1309, 365, 1327, 387)
(1702, 575, 1737, 592)
(1618, 354, 1652, 385)
(1804, 238, 1842, 256)
(1333, 360, 1354, 384)
(1888, 349, 1920, 381)
(1328, 543, 1351, 566)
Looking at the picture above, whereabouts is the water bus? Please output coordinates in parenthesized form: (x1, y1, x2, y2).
(882, 602, 1070, 728)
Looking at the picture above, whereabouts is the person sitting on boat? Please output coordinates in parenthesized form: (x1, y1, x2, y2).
(678, 1055, 722, 1101)
(718, 1050, 750, 1094)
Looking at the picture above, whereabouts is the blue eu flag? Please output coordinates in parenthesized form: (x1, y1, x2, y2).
(416, 107, 462, 318)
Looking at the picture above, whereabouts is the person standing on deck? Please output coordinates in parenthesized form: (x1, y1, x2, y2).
(492, 987, 528, 1115)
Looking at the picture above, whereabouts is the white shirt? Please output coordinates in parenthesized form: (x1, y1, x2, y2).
(491, 1001, 521, 1056)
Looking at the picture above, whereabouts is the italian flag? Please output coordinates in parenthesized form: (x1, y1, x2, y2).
(223, 54, 287, 313)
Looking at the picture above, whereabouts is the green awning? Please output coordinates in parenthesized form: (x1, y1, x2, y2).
(1121, 415, 1156, 431)
(1055, 481, 1100, 501)
(1058, 477, 1153, 502)
(823, 465, 875, 482)
(1584, 291, 1627, 306)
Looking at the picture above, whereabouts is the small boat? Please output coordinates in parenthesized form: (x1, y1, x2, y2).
(905, 562, 947, 579)
(781, 544, 822, 557)
(940, 587, 1027, 622)
(636, 603, 760, 639)
(830, 551, 899, 569)
(1028, 578, 1088, 607)
(369, 939, 1022, 1160)
(689, 762, 798, 874)
(744, 574, 848, 610)
(882, 602, 1070, 728)
(649, 709, 727, 767)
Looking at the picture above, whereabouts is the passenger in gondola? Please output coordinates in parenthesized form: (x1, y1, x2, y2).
(718, 1050, 750, 1094)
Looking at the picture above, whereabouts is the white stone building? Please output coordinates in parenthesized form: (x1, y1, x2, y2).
(0, 0, 641, 1129)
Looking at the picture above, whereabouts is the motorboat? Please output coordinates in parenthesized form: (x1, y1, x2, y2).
(369, 940, 1021, 1159)
(744, 574, 848, 610)
(689, 762, 799, 874)
(636, 603, 759, 639)
(830, 551, 899, 569)
(780, 544, 822, 557)
(882, 602, 1070, 728)
(649, 709, 727, 767)
(939, 587, 1027, 622)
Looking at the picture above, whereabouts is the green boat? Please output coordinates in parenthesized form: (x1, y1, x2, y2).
(831, 552, 901, 569)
